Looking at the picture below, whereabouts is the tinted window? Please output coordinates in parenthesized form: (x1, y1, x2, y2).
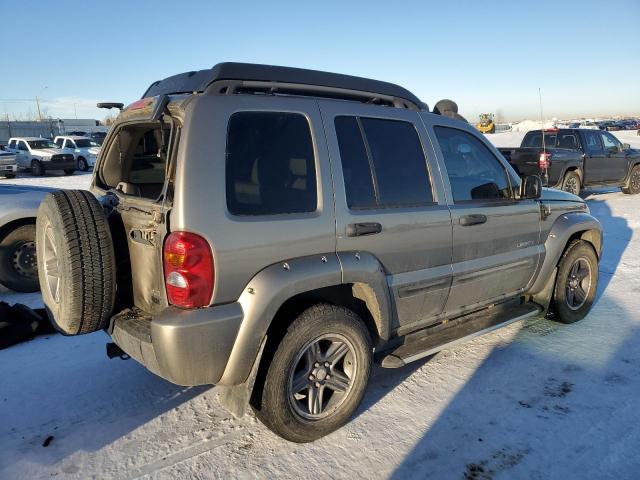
(226, 112, 317, 216)
(334, 116, 433, 209)
(8, 140, 15, 149)
(65, 140, 76, 149)
(522, 131, 557, 148)
(18, 141, 28, 151)
(601, 132, 621, 151)
(584, 130, 603, 153)
(557, 132, 579, 149)
(434, 126, 512, 202)
(75, 139, 92, 148)
(334, 117, 377, 209)
(54, 138, 63, 147)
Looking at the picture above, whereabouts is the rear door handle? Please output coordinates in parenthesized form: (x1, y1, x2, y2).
(459, 214, 487, 226)
(346, 222, 382, 237)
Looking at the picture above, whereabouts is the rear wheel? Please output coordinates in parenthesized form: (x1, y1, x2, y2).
(0, 224, 39, 292)
(31, 160, 44, 176)
(561, 171, 581, 195)
(36, 190, 116, 335)
(253, 304, 372, 442)
(622, 165, 640, 195)
(552, 240, 598, 324)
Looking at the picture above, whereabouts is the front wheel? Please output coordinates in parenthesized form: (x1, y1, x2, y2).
(552, 239, 598, 324)
(31, 160, 44, 176)
(561, 171, 581, 195)
(253, 304, 372, 442)
(622, 165, 640, 195)
(77, 157, 88, 171)
(0, 224, 39, 292)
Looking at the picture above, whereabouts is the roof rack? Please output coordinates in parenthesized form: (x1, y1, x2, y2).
(142, 62, 426, 111)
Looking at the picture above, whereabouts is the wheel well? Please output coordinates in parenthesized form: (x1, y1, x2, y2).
(0, 217, 36, 241)
(250, 284, 380, 411)
(567, 229, 601, 259)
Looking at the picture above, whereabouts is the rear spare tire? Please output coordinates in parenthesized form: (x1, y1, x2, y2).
(36, 190, 116, 335)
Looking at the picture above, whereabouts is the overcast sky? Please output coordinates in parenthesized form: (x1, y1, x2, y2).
(2, 0, 639, 122)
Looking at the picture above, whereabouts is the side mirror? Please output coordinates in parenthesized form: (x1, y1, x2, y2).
(520, 175, 542, 199)
(623, 143, 630, 150)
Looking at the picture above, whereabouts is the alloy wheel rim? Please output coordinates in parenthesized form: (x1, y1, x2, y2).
(11, 241, 37, 278)
(288, 333, 357, 420)
(564, 177, 579, 195)
(565, 257, 592, 311)
(631, 171, 640, 192)
(42, 223, 61, 304)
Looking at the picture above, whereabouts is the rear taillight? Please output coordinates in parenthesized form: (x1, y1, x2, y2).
(539, 152, 552, 169)
(163, 232, 214, 308)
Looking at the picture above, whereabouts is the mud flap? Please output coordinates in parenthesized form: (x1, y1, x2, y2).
(217, 337, 266, 418)
(530, 266, 558, 316)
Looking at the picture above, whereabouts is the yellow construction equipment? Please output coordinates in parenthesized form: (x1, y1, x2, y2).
(476, 113, 496, 134)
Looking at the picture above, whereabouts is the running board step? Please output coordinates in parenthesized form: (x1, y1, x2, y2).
(376, 301, 542, 368)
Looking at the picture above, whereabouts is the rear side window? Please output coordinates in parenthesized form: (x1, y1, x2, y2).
(226, 112, 317, 216)
(557, 132, 579, 149)
(434, 126, 512, 202)
(334, 116, 433, 209)
(522, 131, 557, 148)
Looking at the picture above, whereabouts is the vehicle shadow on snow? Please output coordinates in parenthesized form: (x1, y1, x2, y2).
(388, 195, 635, 479)
(0, 333, 209, 471)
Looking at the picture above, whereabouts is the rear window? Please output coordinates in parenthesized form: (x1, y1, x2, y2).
(334, 116, 433, 209)
(99, 122, 171, 200)
(226, 112, 317, 216)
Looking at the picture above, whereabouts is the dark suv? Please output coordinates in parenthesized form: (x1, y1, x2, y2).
(36, 63, 602, 442)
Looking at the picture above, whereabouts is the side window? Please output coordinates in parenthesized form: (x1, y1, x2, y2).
(601, 132, 621, 152)
(226, 112, 317, 216)
(433, 126, 512, 202)
(54, 138, 63, 148)
(522, 131, 557, 148)
(584, 131, 603, 153)
(557, 132, 578, 149)
(334, 116, 433, 209)
(65, 140, 76, 149)
(8, 140, 15, 149)
(18, 141, 28, 151)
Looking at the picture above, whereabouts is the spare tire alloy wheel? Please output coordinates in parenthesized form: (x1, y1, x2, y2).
(36, 190, 116, 335)
(0, 224, 39, 292)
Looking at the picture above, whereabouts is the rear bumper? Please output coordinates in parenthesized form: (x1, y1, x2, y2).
(109, 303, 243, 386)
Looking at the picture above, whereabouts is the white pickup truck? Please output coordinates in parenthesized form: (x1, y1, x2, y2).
(53, 135, 101, 171)
(0, 149, 17, 178)
(5, 137, 76, 176)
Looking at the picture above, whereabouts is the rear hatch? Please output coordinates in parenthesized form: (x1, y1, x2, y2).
(91, 96, 185, 315)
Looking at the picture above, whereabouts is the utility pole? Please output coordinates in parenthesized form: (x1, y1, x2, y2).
(74, 103, 78, 119)
(35, 96, 43, 121)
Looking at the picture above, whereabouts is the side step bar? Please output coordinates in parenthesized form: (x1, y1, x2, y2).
(376, 301, 542, 368)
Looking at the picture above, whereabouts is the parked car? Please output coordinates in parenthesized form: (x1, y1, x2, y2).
(36, 63, 602, 442)
(53, 135, 100, 171)
(5, 138, 76, 176)
(579, 121, 600, 130)
(499, 128, 640, 195)
(0, 184, 53, 291)
(88, 131, 107, 145)
(0, 149, 17, 178)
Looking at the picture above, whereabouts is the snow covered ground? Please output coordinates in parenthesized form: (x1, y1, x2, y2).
(1, 131, 640, 479)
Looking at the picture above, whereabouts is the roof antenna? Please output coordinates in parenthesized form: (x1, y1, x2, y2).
(538, 88, 545, 156)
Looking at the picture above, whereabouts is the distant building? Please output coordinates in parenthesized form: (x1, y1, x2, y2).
(0, 118, 109, 146)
